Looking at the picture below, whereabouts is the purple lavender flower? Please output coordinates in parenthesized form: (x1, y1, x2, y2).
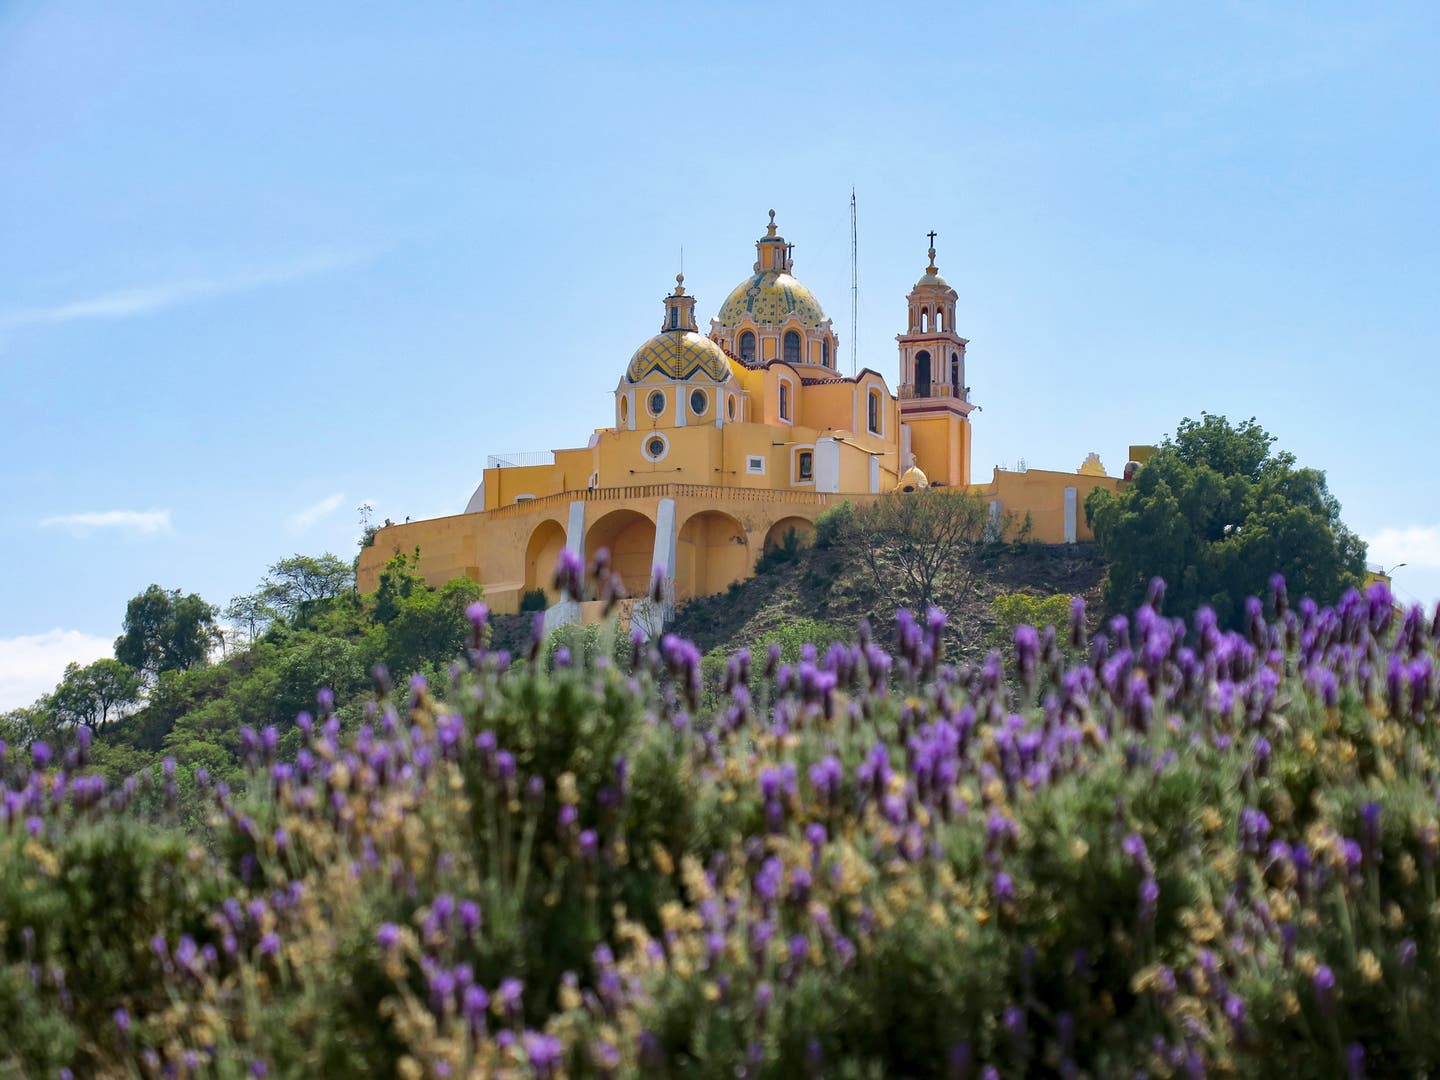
(376, 923, 401, 951)
(30, 742, 51, 770)
(1313, 964, 1336, 1015)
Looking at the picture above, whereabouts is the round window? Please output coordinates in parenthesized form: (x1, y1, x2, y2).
(648, 390, 665, 416)
(646, 436, 667, 459)
(689, 389, 707, 416)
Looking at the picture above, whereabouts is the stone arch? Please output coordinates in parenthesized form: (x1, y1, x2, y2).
(586, 508, 657, 598)
(676, 510, 750, 600)
(915, 350, 932, 398)
(763, 515, 816, 554)
(524, 519, 567, 600)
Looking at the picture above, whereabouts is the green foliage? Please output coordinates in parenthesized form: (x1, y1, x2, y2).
(1086, 413, 1366, 625)
(260, 553, 354, 623)
(114, 585, 219, 675)
(814, 500, 854, 549)
(519, 588, 548, 613)
(755, 526, 807, 573)
(46, 658, 143, 735)
(754, 617, 850, 663)
(986, 592, 1074, 651)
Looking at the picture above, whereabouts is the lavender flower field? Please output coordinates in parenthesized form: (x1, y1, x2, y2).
(4, 573, 1440, 1077)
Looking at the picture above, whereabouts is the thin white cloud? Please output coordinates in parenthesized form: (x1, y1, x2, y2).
(1367, 525, 1440, 572)
(0, 251, 356, 332)
(0, 629, 113, 712)
(288, 492, 346, 533)
(40, 509, 173, 537)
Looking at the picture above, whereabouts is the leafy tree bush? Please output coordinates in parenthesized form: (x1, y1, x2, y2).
(1086, 414, 1366, 625)
(985, 591, 1076, 652)
(519, 588, 548, 613)
(813, 500, 854, 549)
(46, 658, 143, 735)
(114, 585, 220, 675)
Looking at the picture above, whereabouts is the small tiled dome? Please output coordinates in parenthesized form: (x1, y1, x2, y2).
(626, 331, 731, 383)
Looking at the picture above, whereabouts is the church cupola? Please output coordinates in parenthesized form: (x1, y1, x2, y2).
(663, 273, 698, 332)
(712, 210, 840, 370)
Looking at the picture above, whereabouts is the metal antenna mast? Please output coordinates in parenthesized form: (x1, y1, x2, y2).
(849, 188, 858, 375)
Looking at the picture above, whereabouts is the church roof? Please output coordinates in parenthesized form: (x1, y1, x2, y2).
(716, 271, 829, 330)
(626, 330, 732, 383)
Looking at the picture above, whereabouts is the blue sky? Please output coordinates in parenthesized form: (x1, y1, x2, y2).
(3, 2, 1438, 707)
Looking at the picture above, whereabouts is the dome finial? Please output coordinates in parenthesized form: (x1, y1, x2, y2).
(926, 230, 939, 274)
(766, 209, 778, 238)
(674, 271, 685, 296)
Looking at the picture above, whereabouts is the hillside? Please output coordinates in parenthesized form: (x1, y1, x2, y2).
(669, 537, 1106, 658)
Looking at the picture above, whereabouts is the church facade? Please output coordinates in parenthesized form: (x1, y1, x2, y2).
(357, 212, 1124, 622)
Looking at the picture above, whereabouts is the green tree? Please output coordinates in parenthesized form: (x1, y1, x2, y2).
(114, 586, 220, 675)
(1086, 414, 1366, 626)
(260, 553, 353, 621)
(46, 659, 143, 735)
(223, 592, 278, 643)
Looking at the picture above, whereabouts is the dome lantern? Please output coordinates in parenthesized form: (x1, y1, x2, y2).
(663, 273, 698, 333)
(625, 274, 731, 384)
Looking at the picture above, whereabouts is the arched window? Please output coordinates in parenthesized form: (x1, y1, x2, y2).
(867, 389, 880, 434)
(822, 339, 831, 367)
(936, 308, 945, 332)
(783, 330, 801, 364)
(739, 331, 756, 363)
(921, 310, 930, 333)
(951, 352, 961, 397)
(915, 351, 932, 398)
(778, 381, 791, 422)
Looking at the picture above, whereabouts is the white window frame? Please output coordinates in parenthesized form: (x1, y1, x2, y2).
(746, 455, 766, 475)
(646, 389, 667, 418)
(642, 432, 670, 462)
(791, 445, 815, 486)
(777, 377, 795, 424)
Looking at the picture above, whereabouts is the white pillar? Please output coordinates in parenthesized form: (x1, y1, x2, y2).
(1063, 486, 1078, 544)
(565, 501, 586, 557)
(901, 424, 913, 470)
(869, 456, 880, 493)
(814, 437, 841, 493)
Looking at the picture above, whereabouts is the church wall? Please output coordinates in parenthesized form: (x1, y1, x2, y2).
(971, 468, 1120, 544)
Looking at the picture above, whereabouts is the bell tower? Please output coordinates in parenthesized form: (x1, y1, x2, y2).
(896, 234, 975, 487)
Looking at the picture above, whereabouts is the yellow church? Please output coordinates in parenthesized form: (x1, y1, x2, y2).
(357, 211, 1123, 630)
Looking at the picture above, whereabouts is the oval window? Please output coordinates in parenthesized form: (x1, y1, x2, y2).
(648, 390, 665, 416)
(647, 437, 666, 459)
(620, 397, 629, 423)
(727, 396, 737, 421)
(690, 389, 707, 416)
